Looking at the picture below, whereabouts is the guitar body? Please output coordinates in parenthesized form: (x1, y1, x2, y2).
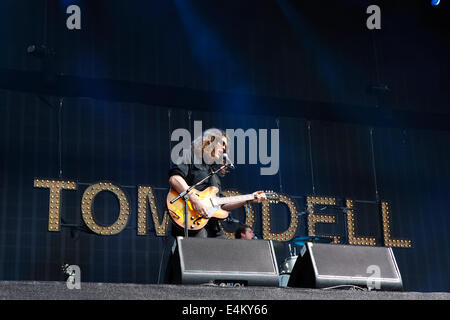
(167, 186, 229, 231)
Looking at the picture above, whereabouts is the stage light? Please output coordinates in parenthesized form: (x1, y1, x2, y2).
(345, 199, 376, 246)
(34, 179, 77, 231)
(81, 182, 130, 235)
(381, 201, 412, 248)
(306, 196, 340, 244)
(137, 186, 170, 236)
(431, 0, 441, 6)
(262, 193, 298, 242)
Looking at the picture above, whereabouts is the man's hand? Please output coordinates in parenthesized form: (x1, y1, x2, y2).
(251, 191, 267, 203)
(188, 193, 210, 218)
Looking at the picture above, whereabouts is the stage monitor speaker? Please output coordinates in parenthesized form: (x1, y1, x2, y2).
(174, 237, 280, 287)
(287, 242, 403, 291)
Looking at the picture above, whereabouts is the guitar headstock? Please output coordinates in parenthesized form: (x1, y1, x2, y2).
(264, 190, 280, 203)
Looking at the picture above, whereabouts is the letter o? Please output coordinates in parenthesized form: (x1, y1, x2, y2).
(81, 182, 130, 235)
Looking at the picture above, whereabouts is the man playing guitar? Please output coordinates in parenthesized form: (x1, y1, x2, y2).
(168, 128, 267, 238)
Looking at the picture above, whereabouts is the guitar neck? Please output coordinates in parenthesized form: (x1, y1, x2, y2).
(216, 194, 255, 206)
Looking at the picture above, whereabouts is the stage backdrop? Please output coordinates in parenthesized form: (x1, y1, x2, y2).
(1, 0, 450, 292)
(0, 90, 449, 292)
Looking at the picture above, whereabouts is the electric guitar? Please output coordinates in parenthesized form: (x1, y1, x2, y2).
(166, 186, 279, 231)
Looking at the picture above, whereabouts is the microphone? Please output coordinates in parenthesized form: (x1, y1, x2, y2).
(223, 153, 235, 169)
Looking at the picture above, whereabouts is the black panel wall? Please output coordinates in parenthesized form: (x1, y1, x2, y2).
(1, 89, 450, 291)
(1, 0, 450, 292)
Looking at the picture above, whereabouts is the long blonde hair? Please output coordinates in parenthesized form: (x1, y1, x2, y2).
(192, 128, 229, 171)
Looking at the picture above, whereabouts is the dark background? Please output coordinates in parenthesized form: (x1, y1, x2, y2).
(0, 0, 449, 292)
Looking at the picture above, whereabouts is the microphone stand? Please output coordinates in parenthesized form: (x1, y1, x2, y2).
(169, 163, 230, 238)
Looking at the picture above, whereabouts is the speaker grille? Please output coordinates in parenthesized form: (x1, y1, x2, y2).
(310, 243, 400, 279)
(179, 238, 277, 274)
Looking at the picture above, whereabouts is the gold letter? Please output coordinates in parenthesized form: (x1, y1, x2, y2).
(34, 179, 76, 232)
(345, 199, 376, 246)
(306, 196, 340, 244)
(137, 186, 170, 236)
(81, 182, 130, 235)
(262, 193, 298, 241)
(381, 201, 412, 248)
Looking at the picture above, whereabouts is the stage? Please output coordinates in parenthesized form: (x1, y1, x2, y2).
(1, 281, 449, 300)
(2, 0, 450, 298)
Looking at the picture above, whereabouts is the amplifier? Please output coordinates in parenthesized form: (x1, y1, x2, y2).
(288, 242, 403, 291)
(173, 237, 280, 287)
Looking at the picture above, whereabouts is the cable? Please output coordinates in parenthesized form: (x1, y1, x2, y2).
(307, 121, 316, 195)
(276, 118, 283, 193)
(58, 98, 64, 178)
(157, 235, 171, 284)
(321, 285, 367, 291)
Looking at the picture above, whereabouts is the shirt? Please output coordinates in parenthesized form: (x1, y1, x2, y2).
(168, 157, 225, 237)
(168, 162, 223, 196)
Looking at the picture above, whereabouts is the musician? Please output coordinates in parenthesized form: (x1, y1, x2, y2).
(168, 128, 267, 238)
(234, 224, 256, 240)
(165, 128, 266, 283)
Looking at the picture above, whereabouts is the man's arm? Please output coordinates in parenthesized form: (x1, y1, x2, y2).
(168, 175, 190, 195)
(221, 191, 267, 211)
(221, 200, 247, 211)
